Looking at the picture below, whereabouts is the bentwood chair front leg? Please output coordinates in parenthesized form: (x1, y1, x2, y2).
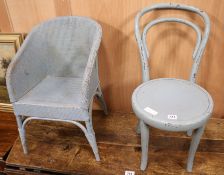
(140, 120, 149, 170)
(187, 125, 206, 172)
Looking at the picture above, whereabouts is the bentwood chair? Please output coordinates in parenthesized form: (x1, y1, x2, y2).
(132, 3, 213, 172)
(6, 16, 108, 161)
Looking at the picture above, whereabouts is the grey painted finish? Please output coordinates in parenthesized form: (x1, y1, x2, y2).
(6, 16, 108, 160)
(96, 85, 109, 115)
(187, 125, 206, 172)
(13, 76, 89, 120)
(140, 120, 149, 170)
(16, 115, 28, 154)
(132, 78, 213, 132)
(6, 16, 102, 105)
(187, 129, 193, 136)
(132, 3, 213, 172)
(142, 18, 202, 61)
(134, 3, 210, 83)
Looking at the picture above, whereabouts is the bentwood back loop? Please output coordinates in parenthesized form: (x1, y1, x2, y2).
(134, 3, 210, 82)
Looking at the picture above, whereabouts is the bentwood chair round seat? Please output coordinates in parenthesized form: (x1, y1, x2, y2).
(132, 78, 213, 132)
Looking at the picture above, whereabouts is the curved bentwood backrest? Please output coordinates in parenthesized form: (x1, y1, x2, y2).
(135, 3, 210, 83)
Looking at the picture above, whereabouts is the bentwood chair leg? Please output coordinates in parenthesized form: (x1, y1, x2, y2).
(140, 120, 149, 170)
(187, 129, 193, 136)
(187, 125, 205, 172)
(136, 120, 141, 134)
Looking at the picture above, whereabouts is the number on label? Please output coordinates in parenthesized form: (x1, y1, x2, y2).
(125, 171, 135, 175)
(168, 114, 178, 120)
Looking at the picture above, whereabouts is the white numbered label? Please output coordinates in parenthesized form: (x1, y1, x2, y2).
(125, 171, 135, 175)
(168, 114, 178, 120)
(144, 107, 158, 116)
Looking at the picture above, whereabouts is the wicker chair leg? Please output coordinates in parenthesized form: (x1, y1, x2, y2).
(85, 121, 100, 161)
(187, 125, 205, 172)
(96, 86, 108, 115)
(140, 120, 149, 170)
(16, 115, 28, 154)
(88, 98, 95, 134)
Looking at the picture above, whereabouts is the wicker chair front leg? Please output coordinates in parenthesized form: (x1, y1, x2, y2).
(15, 115, 28, 154)
(85, 120, 100, 161)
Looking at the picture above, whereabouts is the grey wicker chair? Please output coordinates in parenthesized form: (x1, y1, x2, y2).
(132, 3, 213, 172)
(6, 16, 108, 161)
